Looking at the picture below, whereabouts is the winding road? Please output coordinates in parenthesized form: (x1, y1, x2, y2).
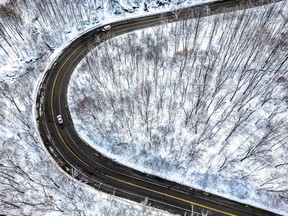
(36, 0, 281, 215)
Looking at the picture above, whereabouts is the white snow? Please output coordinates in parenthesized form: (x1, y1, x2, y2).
(0, 0, 287, 216)
(0, 0, 226, 215)
(68, 1, 288, 215)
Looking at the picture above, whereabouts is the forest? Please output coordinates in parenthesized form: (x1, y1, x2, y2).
(69, 0, 288, 213)
(0, 0, 287, 215)
(0, 0, 176, 215)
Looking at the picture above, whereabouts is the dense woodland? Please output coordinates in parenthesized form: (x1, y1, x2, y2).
(0, 0, 175, 215)
(0, 0, 160, 67)
(69, 0, 288, 212)
(0, 0, 287, 215)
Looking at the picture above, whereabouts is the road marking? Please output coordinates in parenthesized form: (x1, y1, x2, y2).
(106, 174, 236, 216)
(51, 47, 91, 168)
(50, 24, 236, 216)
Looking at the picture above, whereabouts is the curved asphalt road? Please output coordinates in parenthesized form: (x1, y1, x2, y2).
(36, 1, 281, 215)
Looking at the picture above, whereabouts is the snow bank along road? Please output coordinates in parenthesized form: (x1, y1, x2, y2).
(36, 0, 282, 215)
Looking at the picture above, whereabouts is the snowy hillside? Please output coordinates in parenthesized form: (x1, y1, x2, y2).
(68, 1, 288, 215)
(0, 0, 211, 215)
(0, 0, 287, 215)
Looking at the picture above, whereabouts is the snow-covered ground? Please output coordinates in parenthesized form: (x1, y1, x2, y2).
(68, 1, 288, 215)
(0, 0, 223, 215)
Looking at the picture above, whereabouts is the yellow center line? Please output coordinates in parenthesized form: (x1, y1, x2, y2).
(50, 27, 236, 216)
(106, 175, 236, 216)
(51, 47, 91, 168)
